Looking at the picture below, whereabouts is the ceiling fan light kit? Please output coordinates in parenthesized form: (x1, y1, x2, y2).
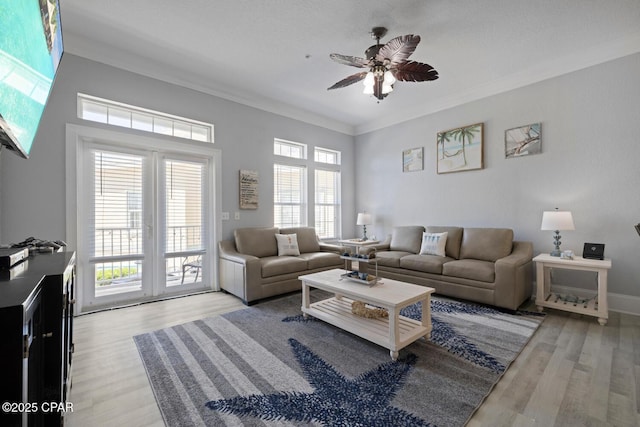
(328, 26, 439, 101)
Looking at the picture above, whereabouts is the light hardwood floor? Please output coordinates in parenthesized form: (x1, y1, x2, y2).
(65, 292, 639, 427)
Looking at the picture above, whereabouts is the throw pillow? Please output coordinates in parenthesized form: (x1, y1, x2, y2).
(419, 232, 448, 257)
(275, 233, 301, 256)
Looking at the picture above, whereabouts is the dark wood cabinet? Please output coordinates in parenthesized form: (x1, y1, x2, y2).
(0, 252, 75, 427)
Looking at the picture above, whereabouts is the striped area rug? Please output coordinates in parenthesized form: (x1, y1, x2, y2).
(134, 292, 544, 426)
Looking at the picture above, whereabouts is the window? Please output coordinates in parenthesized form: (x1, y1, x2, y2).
(274, 138, 306, 159)
(126, 191, 142, 229)
(314, 147, 341, 165)
(78, 93, 214, 143)
(274, 164, 307, 228)
(315, 169, 341, 239)
(273, 140, 341, 237)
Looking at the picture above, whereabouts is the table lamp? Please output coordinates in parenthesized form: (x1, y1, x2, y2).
(356, 213, 373, 240)
(541, 208, 575, 256)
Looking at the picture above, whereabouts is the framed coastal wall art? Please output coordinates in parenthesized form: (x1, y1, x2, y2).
(402, 147, 424, 172)
(505, 122, 541, 159)
(239, 169, 258, 209)
(436, 122, 484, 174)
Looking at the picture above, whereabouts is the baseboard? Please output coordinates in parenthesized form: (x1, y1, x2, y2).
(533, 282, 640, 316)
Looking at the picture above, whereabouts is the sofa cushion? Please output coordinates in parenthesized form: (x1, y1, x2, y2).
(275, 233, 300, 256)
(377, 251, 413, 268)
(460, 228, 514, 262)
(261, 256, 308, 278)
(442, 259, 495, 282)
(279, 227, 321, 253)
(426, 226, 463, 259)
(419, 232, 448, 257)
(234, 227, 279, 257)
(390, 226, 425, 253)
(400, 254, 454, 274)
(299, 252, 342, 269)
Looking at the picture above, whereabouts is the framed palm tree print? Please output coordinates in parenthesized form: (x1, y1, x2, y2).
(437, 122, 484, 174)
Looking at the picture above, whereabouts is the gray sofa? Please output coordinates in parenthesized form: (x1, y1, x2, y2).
(362, 226, 533, 310)
(218, 227, 343, 304)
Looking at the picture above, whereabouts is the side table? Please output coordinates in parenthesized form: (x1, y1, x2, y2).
(533, 253, 612, 325)
(338, 239, 380, 285)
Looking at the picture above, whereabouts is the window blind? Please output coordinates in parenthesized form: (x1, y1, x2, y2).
(274, 164, 306, 228)
(164, 159, 205, 254)
(91, 150, 144, 258)
(315, 169, 340, 239)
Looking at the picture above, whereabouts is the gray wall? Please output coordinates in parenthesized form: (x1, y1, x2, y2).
(2, 52, 639, 299)
(0, 54, 356, 244)
(355, 53, 640, 298)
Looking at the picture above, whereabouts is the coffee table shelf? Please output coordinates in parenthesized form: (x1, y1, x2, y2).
(299, 269, 434, 360)
(306, 296, 428, 352)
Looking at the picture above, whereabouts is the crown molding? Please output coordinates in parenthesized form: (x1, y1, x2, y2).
(65, 30, 640, 138)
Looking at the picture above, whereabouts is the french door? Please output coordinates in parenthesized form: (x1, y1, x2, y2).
(80, 142, 212, 310)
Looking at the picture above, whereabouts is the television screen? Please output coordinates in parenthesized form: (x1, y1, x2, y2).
(0, 0, 63, 158)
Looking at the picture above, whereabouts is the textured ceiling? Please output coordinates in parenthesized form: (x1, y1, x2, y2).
(59, 0, 640, 135)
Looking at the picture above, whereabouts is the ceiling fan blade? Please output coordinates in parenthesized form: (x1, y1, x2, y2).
(329, 53, 369, 68)
(327, 72, 368, 90)
(376, 34, 420, 65)
(392, 61, 439, 82)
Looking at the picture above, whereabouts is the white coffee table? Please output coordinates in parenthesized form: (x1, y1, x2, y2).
(298, 269, 434, 360)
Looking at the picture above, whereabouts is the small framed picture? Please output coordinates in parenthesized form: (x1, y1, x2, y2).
(505, 123, 541, 158)
(402, 147, 423, 172)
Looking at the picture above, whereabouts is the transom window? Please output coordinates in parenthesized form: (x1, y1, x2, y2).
(77, 93, 214, 143)
(274, 138, 307, 159)
(314, 147, 341, 165)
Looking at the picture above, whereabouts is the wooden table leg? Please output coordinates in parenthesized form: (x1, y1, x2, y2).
(388, 306, 399, 360)
(422, 295, 431, 340)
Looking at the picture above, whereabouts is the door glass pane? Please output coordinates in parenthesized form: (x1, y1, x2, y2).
(164, 159, 205, 286)
(91, 150, 145, 297)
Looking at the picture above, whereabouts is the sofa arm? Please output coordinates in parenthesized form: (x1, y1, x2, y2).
(219, 240, 255, 263)
(493, 241, 534, 310)
(319, 242, 344, 253)
(496, 241, 533, 268)
(218, 240, 262, 303)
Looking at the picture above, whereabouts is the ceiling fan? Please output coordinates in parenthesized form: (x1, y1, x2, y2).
(328, 27, 439, 101)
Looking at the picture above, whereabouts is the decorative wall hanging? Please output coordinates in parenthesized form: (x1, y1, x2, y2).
(402, 147, 423, 172)
(437, 122, 484, 174)
(239, 170, 258, 209)
(505, 123, 541, 159)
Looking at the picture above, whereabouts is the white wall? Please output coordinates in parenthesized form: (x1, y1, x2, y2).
(0, 54, 356, 243)
(355, 53, 640, 299)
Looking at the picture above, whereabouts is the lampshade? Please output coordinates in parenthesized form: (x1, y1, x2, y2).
(541, 211, 575, 231)
(383, 71, 396, 85)
(356, 213, 372, 226)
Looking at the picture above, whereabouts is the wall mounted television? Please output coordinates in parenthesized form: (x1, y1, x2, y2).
(0, 0, 63, 159)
